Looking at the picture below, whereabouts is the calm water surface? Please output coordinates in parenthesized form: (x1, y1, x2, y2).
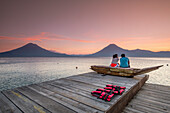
(0, 57, 169, 91)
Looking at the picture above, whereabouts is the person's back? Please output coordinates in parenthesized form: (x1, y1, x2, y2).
(111, 57, 119, 64)
(110, 54, 119, 67)
(120, 54, 130, 68)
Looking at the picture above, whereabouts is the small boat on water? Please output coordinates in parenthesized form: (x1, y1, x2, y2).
(90, 65, 163, 77)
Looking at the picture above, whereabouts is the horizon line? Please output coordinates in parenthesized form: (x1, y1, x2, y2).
(0, 42, 170, 55)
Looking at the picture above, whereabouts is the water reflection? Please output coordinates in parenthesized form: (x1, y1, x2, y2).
(0, 57, 169, 91)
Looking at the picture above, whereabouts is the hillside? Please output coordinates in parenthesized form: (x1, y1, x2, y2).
(88, 44, 170, 57)
(0, 43, 69, 57)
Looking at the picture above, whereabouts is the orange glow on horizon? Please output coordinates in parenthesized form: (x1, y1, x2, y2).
(0, 33, 170, 54)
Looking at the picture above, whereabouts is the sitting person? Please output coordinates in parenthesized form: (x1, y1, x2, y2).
(120, 54, 130, 68)
(110, 54, 119, 67)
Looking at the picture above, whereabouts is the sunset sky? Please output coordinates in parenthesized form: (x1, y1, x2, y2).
(0, 0, 170, 54)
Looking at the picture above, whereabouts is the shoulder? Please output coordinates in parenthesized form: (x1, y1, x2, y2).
(115, 58, 119, 60)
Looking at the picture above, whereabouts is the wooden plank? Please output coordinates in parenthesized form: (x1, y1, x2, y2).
(134, 93, 170, 104)
(141, 86, 170, 95)
(62, 78, 131, 94)
(77, 72, 145, 82)
(63, 77, 131, 96)
(2, 90, 50, 113)
(49, 82, 108, 101)
(144, 83, 170, 91)
(65, 76, 133, 89)
(134, 96, 170, 108)
(128, 100, 169, 112)
(129, 99, 170, 112)
(106, 74, 149, 113)
(55, 78, 104, 89)
(121, 84, 170, 113)
(51, 78, 129, 94)
(67, 75, 133, 88)
(131, 99, 170, 111)
(53, 78, 103, 91)
(47, 82, 112, 105)
(123, 107, 144, 113)
(137, 90, 170, 101)
(122, 83, 170, 113)
(37, 83, 111, 111)
(68, 72, 139, 85)
(68, 73, 139, 85)
(48, 79, 130, 106)
(127, 103, 167, 113)
(28, 84, 103, 113)
(16, 86, 76, 113)
(63, 77, 107, 88)
(0, 92, 22, 113)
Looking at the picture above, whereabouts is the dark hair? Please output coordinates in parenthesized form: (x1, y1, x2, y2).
(121, 54, 125, 57)
(113, 54, 118, 58)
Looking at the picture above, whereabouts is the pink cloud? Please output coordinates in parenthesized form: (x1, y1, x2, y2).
(0, 32, 95, 43)
(0, 36, 25, 40)
(25, 38, 42, 41)
(41, 32, 95, 43)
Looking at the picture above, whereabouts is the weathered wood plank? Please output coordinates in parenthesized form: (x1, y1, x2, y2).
(134, 93, 170, 104)
(48, 81, 112, 105)
(54, 78, 104, 89)
(53, 78, 103, 91)
(107, 74, 149, 113)
(144, 83, 170, 91)
(37, 83, 110, 111)
(2, 90, 50, 113)
(76, 72, 145, 82)
(62, 77, 131, 98)
(0, 92, 22, 113)
(68, 73, 139, 84)
(66, 75, 133, 88)
(48, 82, 112, 105)
(65, 76, 133, 89)
(123, 107, 144, 113)
(51, 78, 129, 95)
(49, 79, 130, 107)
(127, 103, 167, 113)
(16, 86, 76, 113)
(63, 77, 107, 88)
(141, 86, 170, 95)
(122, 83, 170, 113)
(61, 78, 131, 97)
(129, 99, 170, 112)
(28, 84, 103, 113)
(137, 90, 170, 101)
(128, 100, 169, 112)
(134, 96, 170, 108)
(67, 72, 139, 85)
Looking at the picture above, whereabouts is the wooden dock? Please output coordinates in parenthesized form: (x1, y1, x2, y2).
(122, 83, 170, 113)
(0, 72, 149, 113)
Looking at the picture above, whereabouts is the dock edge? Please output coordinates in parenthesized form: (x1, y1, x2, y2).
(106, 75, 149, 113)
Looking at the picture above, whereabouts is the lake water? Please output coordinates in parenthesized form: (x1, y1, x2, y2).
(0, 57, 169, 91)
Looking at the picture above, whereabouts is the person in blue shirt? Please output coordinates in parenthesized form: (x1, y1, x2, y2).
(120, 54, 130, 68)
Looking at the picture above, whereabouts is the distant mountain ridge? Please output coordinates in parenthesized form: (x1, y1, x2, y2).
(0, 43, 69, 57)
(88, 44, 170, 57)
(89, 44, 127, 57)
(0, 43, 169, 57)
